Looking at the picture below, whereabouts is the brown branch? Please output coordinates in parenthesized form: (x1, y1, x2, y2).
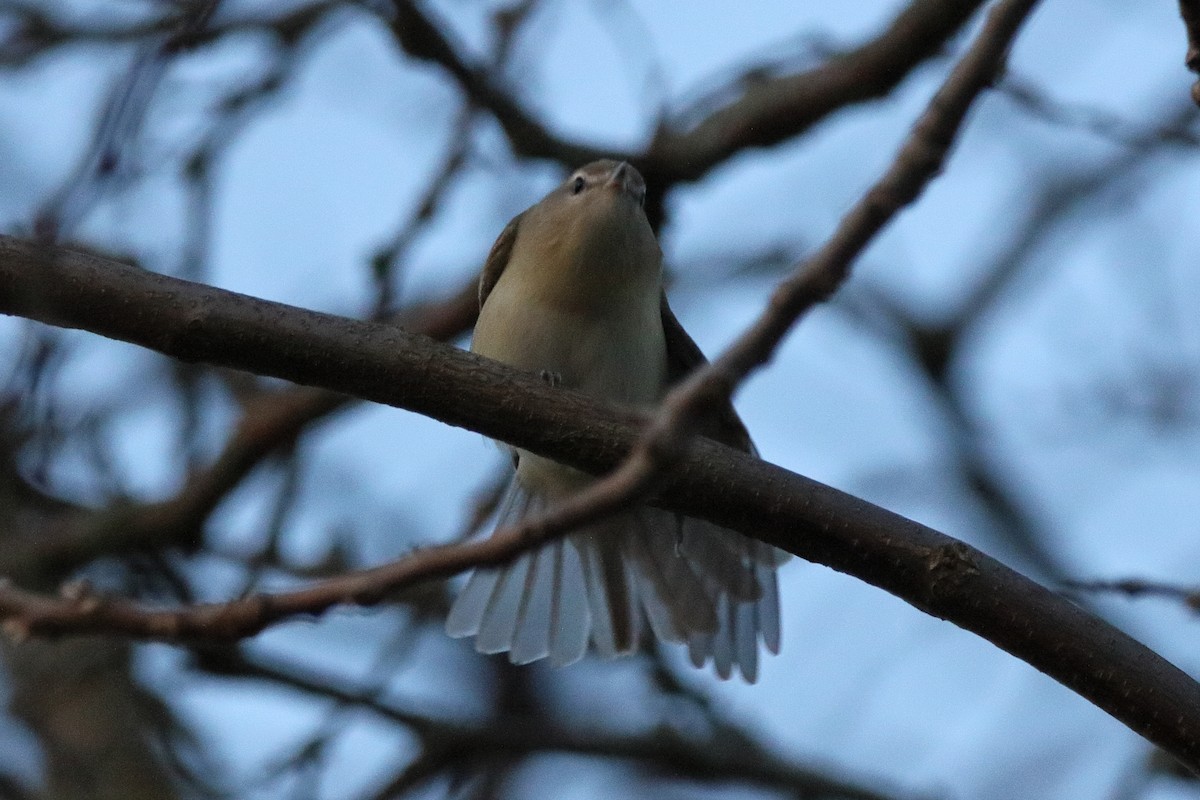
(383, 0, 989, 185)
(1181, 0, 1200, 105)
(3, 236, 1200, 769)
(998, 73, 1200, 148)
(646, 0, 990, 183)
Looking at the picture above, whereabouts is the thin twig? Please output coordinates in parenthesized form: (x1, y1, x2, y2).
(1063, 578, 1200, 611)
(31, 0, 223, 242)
(999, 73, 1200, 147)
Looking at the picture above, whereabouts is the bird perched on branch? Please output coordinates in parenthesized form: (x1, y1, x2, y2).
(446, 160, 788, 682)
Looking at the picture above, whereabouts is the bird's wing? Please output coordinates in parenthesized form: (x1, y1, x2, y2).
(478, 213, 522, 309)
(659, 291, 756, 455)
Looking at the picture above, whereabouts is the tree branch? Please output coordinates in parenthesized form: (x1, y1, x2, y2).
(646, 0, 992, 183)
(2, 236, 1200, 769)
(384, 0, 990, 185)
(1063, 578, 1200, 612)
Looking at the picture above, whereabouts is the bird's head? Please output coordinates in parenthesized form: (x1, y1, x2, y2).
(529, 160, 650, 254)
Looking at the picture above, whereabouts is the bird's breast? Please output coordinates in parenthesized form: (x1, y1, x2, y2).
(470, 211, 668, 495)
(472, 271, 667, 407)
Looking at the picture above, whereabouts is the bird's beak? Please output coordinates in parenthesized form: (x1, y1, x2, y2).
(605, 161, 644, 204)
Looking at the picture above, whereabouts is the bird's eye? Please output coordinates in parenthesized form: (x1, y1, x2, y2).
(571, 176, 586, 194)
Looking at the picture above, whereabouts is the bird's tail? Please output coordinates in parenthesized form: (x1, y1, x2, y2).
(445, 476, 789, 682)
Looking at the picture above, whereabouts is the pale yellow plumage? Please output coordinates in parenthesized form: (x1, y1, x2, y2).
(446, 160, 788, 681)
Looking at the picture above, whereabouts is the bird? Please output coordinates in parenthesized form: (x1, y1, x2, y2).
(445, 160, 788, 682)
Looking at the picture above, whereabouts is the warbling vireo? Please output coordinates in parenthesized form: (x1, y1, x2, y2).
(446, 160, 788, 682)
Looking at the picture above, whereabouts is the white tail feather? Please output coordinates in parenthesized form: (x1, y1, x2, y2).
(548, 539, 591, 667)
(510, 546, 554, 664)
(446, 475, 788, 682)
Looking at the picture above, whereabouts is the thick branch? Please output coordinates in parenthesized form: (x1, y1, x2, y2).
(647, 0, 989, 182)
(1, 237, 1200, 769)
